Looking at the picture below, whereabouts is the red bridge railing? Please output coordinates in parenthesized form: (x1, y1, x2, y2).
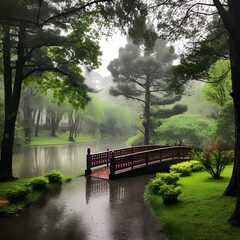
(85, 145, 168, 174)
(85, 145, 192, 176)
(109, 146, 192, 176)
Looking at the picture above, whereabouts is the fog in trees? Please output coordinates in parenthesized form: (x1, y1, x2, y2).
(108, 39, 187, 145)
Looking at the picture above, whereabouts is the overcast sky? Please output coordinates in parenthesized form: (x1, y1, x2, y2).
(96, 33, 127, 77)
(95, 33, 182, 77)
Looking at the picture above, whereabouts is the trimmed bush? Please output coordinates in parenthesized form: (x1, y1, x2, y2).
(148, 177, 165, 194)
(6, 187, 31, 203)
(170, 163, 192, 176)
(188, 160, 203, 172)
(28, 177, 48, 191)
(44, 170, 63, 184)
(159, 184, 182, 205)
(156, 172, 180, 185)
(147, 172, 182, 204)
(170, 160, 203, 176)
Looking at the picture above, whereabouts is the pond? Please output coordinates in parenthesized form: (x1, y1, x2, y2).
(0, 174, 164, 240)
(12, 138, 127, 178)
(1, 138, 165, 239)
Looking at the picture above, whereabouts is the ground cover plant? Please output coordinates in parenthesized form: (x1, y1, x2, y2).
(28, 130, 98, 146)
(145, 165, 240, 240)
(0, 172, 83, 216)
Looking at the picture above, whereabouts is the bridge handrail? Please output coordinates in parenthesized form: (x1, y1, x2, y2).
(85, 145, 169, 174)
(110, 146, 193, 176)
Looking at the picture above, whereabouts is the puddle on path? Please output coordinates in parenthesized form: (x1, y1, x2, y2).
(0, 175, 165, 240)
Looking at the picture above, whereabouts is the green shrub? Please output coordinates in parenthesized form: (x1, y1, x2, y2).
(170, 160, 203, 176)
(189, 149, 205, 162)
(44, 170, 63, 184)
(188, 160, 203, 172)
(147, 172, 181, 199)
(159, 184, 182, 205)
(156, 172, 180, 185)
(148, 177, 165, 194)
(170, 163, 192, 176)
(28, 177, 48, 191)
(6, 187, 31, 203)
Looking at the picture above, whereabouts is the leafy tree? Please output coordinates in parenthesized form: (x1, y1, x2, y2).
(146, 0, 240, 225)
(215, 101, 235, 143)
(108, 39, 186, 144)
(0, 0, 152, 180)
(153, 114, 214, 147)
(0, 1, 102, 180)
(201, 60, 232, 108)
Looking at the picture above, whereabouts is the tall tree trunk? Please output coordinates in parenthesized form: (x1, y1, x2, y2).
(68, 113, 74, 141)
(23, 104, 32, 143)
(144, 77, 151, 145)
(50, 111, 57, 136)
(226, 35, 240, 226)
(45, 109, 51, 129)
(0, 23, 25, 180)
(34, 109, 41, 137)
(74, 117, 80, 138)
(50, 111, 62, 136)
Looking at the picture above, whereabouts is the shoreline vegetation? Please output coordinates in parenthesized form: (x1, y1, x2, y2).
(26, 130, 98, 146)
(0, 131, 95, 216)
(145, 164, 240, 240)
(0, 172, 84, 216)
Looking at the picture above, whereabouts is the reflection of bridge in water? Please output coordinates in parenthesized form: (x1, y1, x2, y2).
(85, 145, 192, 179)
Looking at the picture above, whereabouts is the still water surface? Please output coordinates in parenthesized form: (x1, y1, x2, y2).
(12, 138, 127, 178)
(2, 138, 165, 239)
(0, 175, 164, 240)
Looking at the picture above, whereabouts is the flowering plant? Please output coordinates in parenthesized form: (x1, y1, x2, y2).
(200, 138, 234, 178)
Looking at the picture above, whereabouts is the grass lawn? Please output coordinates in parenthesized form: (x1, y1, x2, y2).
(0, 173, 84, 216)
(146, 165, 240, 240)
(28, 130, 98, 146)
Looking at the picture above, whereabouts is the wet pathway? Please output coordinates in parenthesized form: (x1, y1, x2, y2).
(0, 175, 164, 240)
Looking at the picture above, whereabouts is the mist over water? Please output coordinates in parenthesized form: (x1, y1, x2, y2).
(12, 138, 127, 178)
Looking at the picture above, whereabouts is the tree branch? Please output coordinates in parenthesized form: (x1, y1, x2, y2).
(39, 0, 113, 27)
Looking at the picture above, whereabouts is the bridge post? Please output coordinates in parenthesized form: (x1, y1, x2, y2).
(107, 148, 109, 166)
(110, 152, 115, 177)
(145, 153, 149, 166)
(85, 148, 92, 175)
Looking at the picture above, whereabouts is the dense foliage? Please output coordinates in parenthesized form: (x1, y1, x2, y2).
(153, 114, 214, 147)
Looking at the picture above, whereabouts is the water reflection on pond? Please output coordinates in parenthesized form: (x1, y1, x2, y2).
(0, 175, 164, 240)
(12, 138, 127, 178)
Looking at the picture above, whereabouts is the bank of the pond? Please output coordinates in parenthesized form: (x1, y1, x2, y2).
(27, 130, 98, 146)
(0, 173, 84, 216)
(146, 164, 240, 240)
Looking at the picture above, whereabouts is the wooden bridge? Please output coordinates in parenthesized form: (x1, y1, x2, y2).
(85, 145, 192, 179)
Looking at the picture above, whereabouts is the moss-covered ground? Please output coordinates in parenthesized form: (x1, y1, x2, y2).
(145, 165, 240, 240)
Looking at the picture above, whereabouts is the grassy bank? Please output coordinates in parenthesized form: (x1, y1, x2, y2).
(0, 173, 84, 216)
(28, 130, 98, 146)
(146, 165, 240, 240)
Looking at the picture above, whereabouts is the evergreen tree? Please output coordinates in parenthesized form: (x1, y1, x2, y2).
(108, 39, 187, 144)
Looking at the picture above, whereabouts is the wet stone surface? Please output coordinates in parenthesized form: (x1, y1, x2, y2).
(0, 175, 165, 240)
